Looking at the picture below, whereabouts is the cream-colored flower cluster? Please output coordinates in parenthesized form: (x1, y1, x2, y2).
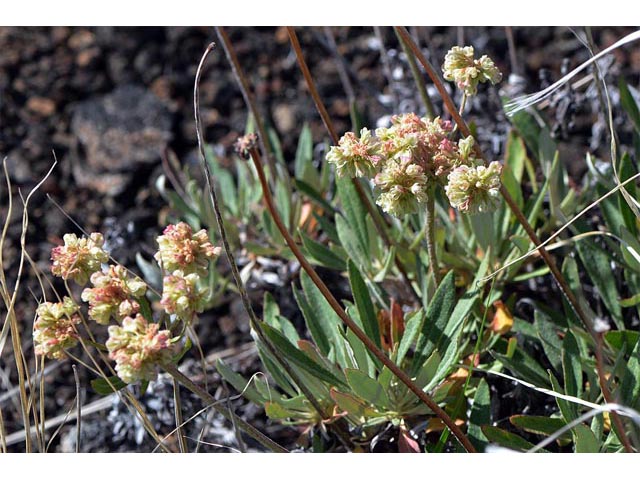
(81, 265, 147, 325)
(442, 46, 502, 96)
(155, 222, 220, 322)
(50, 233, 109, 285)
(38, 224, 220, 385)
(327, 114, 502, 216)
(154, 222, 221, 277)
(106, 314, 175, 384)
(33, 297, 81, 360)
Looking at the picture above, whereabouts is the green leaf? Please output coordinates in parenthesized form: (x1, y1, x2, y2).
(619, 78, 640, 134)
(510, 415, 571, 441)
(262, 323, 347, 388)
(534, 310, 563, 374)
(619, 336, 640, 409)
(336, 176, 369, 255)
(481, 425, 540, 452)
(330, 388, 378, 421)
(604, 330, 640, 352)
(396, 309, 423, 367)
(412, 271, 456, 375)
(299, 230, 346, 271)
(575, 239, 623, 328)
(345, 369, 391, 409)
(573, 424, 600, 453)
(91, 376, 127, 395)
(468, 378, 491, 451)
(335, 214, 369, 271)
(347, 259, 380, 349)
(562, 331, 583, 413)
(294, 123, 319, 186)
(297, 271, 348, 366)
(265, 402, 300, 420)
(491, 338, 551, 388)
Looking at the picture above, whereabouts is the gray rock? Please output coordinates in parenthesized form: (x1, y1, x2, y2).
(70, 85, 172, 195)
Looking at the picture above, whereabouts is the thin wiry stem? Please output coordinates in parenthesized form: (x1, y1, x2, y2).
(395, 26, 635, 452)
(249, 145, 477, 453)
(72, 365, 81, 453)
(287, 27, 420, 304)
(215, 27, 276, 176)
(192, 42, 351, 441)
(164, 364, 288, 453)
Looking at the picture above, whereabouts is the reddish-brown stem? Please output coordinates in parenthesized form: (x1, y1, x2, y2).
(215, 27, 277, 177)
(394, 25, 633, 452)
(249, 146, 477, 453)
(286, 26, 420, 304)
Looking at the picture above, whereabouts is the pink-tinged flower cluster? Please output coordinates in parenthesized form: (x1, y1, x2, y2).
(51, 233, 109, 285)
(106, 314, 175, 384)
(33, 297, 81, 359)
(326, 128, 382, 178)
(442, 46, 502, 96)
(324, 111, 497, 216)
(160, 271, 208, 321)
(154, 223, 221, 276)
(81, 265, 147, 325)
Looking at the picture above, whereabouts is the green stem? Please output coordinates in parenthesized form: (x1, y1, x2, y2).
(425, 187, 441, 285)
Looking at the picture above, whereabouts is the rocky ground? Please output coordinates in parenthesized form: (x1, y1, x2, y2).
(1, 26, 639, 452)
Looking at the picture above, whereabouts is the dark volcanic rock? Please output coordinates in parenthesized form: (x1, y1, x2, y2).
(70, 85, 172, 195)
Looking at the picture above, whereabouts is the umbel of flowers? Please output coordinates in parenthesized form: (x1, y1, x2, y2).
(38, 223, 221, 385)
(81, 265, 147, 325)
(33, 296, 81, 360)
(105, 314, 175, 384)
(325, 47, 503, 217)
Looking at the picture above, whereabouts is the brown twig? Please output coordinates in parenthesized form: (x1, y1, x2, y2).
(215, 27, 276, 176)
(249, 145, 476, 453)
(287, 26, 420, 304)
(394, 25, 634, 452)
